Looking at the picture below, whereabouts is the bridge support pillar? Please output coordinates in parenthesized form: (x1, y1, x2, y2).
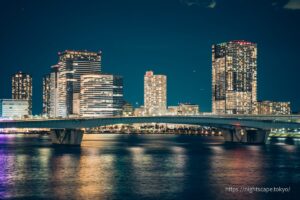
(222, 128, 269, 144)
(50, 129, 83, 146)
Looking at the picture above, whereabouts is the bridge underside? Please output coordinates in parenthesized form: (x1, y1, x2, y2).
(50, 129, 83, 146)
(48, 127, 269, 146)
(222, 128, 269, 144)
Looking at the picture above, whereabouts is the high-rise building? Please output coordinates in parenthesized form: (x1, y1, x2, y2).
(254, 101, 291, 115)
(42, 74, 51, 116)
(12, 71, 33, 115)
(0, 99, 29, 119)
(212, 40, 257, 114)
(144, 71, 167, 116)
(49, 65, 60, 118)
(57, 50, 101, 117)
(80, 74, 123, 117)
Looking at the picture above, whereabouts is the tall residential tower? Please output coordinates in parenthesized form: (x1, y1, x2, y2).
(12, 71, 33, 115)
(42, 74, 51, 116)
(212, 40, 257, 114)
(144, 71, 167, 115)
(49, 65, 60, 118)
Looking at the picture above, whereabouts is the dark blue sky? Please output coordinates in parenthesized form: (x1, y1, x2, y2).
(1, 0, 300, 114)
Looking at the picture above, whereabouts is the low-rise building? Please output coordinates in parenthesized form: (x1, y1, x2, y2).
(254, 101, 291, 115)
(178, 103, 199, 115)
(134, 106, 146, 116)
(167, 106, 178, 115)
(122, 102, 134, 117)
(167, 103, 200, 116)
(0, 99, 29, 119)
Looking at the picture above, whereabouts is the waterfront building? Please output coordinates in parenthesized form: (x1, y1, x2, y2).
(167, 106, 178, 115)
(178, 103, 199, 115)
(0, 99, 29, 119)
(144, 71, 167, 116)
(134, 106, 146, 116)
(12, 71, 32, 115)
(42, 74, 51, 116)
(254, 101, 291, 115)
(212, 40, 257, 114)
(49, 65, 60, 118)
(167, 103, 199, 115)
(57, 50, 101, 117)
(80, 74, 123, 117)
(122, 102, 134, 117)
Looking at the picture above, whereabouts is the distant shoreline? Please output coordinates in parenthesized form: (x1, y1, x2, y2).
(0, 131, 220, 136)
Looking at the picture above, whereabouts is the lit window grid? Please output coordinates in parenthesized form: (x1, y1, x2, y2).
(57, 50, 101, 117)
(144, 72, 167, 116)
(11, 72, 32, 115)
(212, 41, 257, 114)
(0, 99, 29, 119)
(80, 74, 123, 118)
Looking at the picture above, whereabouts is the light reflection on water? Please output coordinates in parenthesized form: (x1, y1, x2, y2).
(76, 151, 115, 199)
(0, 134, 300, 199)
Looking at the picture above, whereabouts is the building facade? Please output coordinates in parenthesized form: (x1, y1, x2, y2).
(254, 101, 291, 115)
(212, 40, 257, 114)
(144, 71, 167, 116)
(57, 50, 101, 117)
(12, 71, 32, 115)
(0, 99, 29, 119)
(167, 103, 199, 115)
(42, 74, 51, 116)
(134, 106, 146, 116)
(80, 74, 123, 117)
(177, 103, 199, 115)
(122, 102, 134, 117)
(167, 106, 178, 115)
(49, 65, 60, 118)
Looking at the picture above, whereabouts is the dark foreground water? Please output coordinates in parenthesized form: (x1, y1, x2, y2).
(0, 134, 300, 200)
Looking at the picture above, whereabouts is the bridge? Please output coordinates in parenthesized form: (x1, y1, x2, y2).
(1, 115, 300, 145)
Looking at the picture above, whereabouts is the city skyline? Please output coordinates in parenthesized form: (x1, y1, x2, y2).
(0, 42, 296, 115)
(1, 0, 300, 114)
(1, 1, 300, 200)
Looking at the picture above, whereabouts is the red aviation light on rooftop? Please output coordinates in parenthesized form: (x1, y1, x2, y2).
(145, 71, 154, 77)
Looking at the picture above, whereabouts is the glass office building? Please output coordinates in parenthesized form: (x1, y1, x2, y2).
(80, 74, 123, 117)
(57, 50, 101, 117)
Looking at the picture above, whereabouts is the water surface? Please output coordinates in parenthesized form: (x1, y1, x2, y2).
(0, 134, 300, 200)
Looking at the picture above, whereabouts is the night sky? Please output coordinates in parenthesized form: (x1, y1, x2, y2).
(1, 0, 300, 114)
